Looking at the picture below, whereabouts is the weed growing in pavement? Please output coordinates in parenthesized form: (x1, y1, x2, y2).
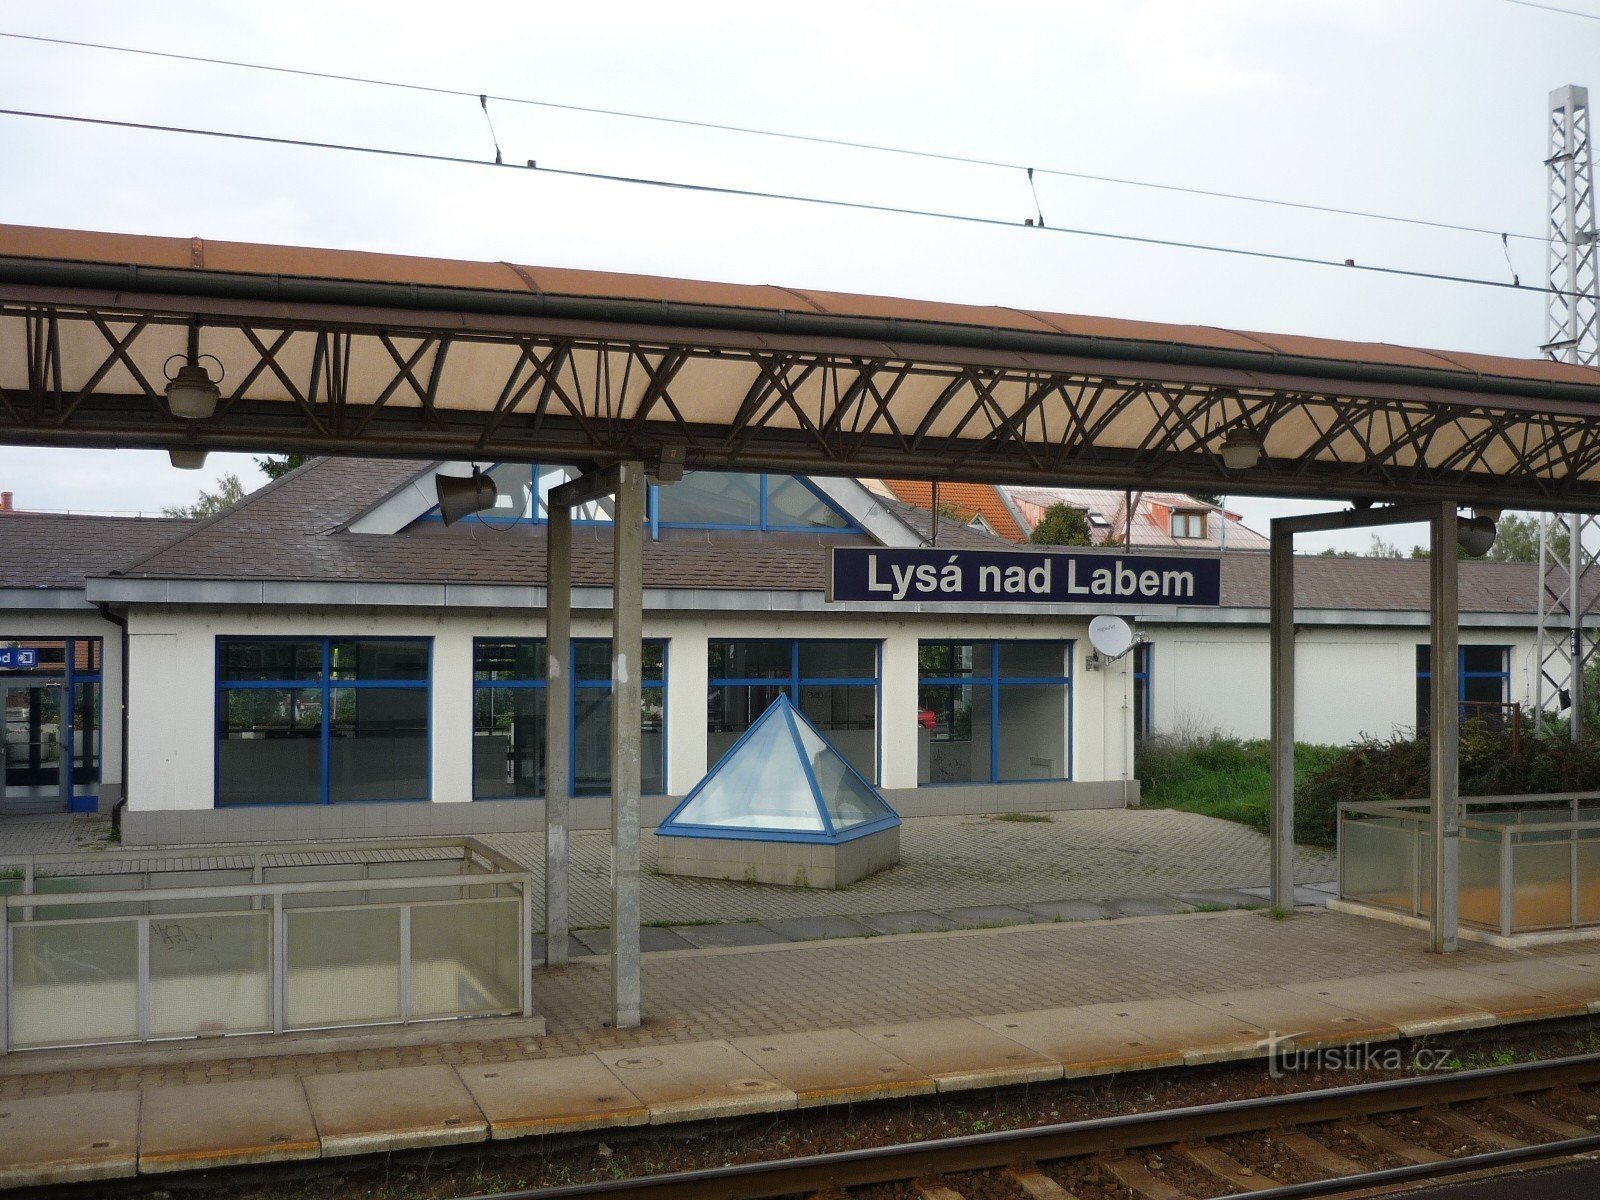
(1268, 907, 1291, 920)
(990, 812, 1053, 823)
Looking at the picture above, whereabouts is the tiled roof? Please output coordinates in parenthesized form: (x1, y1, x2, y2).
(1004, 486, 1271, 551)
(51, 457, 1561, 616)
(0, 512, 191, 588)
(879, 481, 1027, 541)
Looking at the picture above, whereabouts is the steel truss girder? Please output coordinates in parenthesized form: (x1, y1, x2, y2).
(3, 296, 1600, 511)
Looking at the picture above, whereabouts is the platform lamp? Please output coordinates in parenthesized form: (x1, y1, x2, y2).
(163, 324, 223, 470)
(436, 466, 499, 525)
(1219, 429, 1263, 471)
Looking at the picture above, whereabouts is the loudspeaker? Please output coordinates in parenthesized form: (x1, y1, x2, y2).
(436, 468, 498, 526)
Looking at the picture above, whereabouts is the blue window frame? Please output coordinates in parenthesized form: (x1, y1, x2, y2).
(708, 639, 880, 783)
(0, 638, 102, 812)
(471, 637, 667, 799)
(917, 641, 1073, 785)
(216, 637, 431, 806)
(1416, 644, 1511, 728)
(415, 466, 861, 535)
(1133, 642, 1153, 741)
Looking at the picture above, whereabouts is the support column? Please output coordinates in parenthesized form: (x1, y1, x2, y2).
(1268, 522, 1296, 911)
(544, 501, 572, 966)
(1430, 503, 1461, 954)
(610, 462, 645, 1029)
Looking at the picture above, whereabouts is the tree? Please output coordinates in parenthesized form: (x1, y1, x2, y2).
(1317, 547, 1357, 558)
(1366, 534, 1406, 559)
(163, 472, 247, 519)
(255, 454, 307, 481)
(1029, 503, 1094, 546)
(1485, 512, 1563, 563)
(1188, 493, 1223, 507)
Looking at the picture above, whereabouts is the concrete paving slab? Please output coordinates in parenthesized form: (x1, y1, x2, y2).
(139, 1077, 319, 1173)
(1187, 985, 1399, 1049)
(595, 1040, 796, 1122)
(858, 910, 957, 935)
(855, 1017, 1061, 1090)
(302, 1063, 486, 1155)
(759, 914, 876, 942)
(1083, 996, 1273, 1065)
(671, 922, 790, 949)
(1239, 885, 1334, 907)
(1460, 959, 1600, 1013)
(975, 1006, 1185, 1076)
(1019, 899, 1112, 922)
(1376, 968, 1589, 1022)
(531, 934, 589, 961)
(1104, 896, 1196, 918)
(939, 905, 1039, 929)
(1173, 889, 1268, 910)
(574, 926, 695, 955)
(458, 1055, 648, 1137)
(1284, 974, 1499, 1037)
(729, 1028, 936, 1106)
(0, 1089, 140, 1187)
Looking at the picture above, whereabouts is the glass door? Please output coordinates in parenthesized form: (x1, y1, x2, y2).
(1, 681, 67, 814)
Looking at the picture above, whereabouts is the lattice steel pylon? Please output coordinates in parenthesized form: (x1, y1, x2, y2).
(1538, 84, 1600, 740)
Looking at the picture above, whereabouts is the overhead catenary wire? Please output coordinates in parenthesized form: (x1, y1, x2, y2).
(1498, 0, 1600, 19)
(0, 27, 1555, 246)
(0, 105, 1583, 302)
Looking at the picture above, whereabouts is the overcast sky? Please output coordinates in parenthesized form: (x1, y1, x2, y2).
(0, 0, 1595, 548)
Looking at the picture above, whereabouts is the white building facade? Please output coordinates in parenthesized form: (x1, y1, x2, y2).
(0, 458, 1554, 845)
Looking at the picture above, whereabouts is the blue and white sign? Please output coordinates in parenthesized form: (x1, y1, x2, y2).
(0, 647, 39, 669)
(827, 547, 1222, 606)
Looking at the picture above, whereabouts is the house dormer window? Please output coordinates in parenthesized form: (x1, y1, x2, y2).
(1170, 510, 1207, 539)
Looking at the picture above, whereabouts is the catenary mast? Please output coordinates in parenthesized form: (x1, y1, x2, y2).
(1537, 85, 1600, 740)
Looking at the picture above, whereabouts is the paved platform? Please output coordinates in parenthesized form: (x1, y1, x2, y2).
(4, 908, 1600, 1189)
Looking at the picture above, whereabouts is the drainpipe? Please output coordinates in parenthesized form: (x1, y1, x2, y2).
(94, 602, 129, 834)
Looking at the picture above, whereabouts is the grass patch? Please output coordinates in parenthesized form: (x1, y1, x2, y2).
(989, 812, 1053, 823)
(1136, 735, 1343, 844)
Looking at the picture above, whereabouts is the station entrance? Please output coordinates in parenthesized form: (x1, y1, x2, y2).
(0, 638, 102, 815)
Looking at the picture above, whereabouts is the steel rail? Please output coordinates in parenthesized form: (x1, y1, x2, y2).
(461, 1051, 1600, 1200)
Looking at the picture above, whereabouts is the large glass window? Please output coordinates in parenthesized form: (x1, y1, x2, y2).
(217, 638, 430, 806)
(1133, 643, 1153, 742)
(415, 466, 858, 533)
(917, 641, 1072, 784)
(471, 638, 666, 799)
(0, 637, 103, 813)
(1416, 644, 1511, 729)
(708, 639, 879, 781)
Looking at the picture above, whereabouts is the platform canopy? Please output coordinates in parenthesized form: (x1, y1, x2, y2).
(3, 223, 1600, 508)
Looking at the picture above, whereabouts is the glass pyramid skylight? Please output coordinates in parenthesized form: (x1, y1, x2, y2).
(658, 694, 900, 844)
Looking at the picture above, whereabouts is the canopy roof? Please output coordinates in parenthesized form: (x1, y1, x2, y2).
(2, 223, 1599, 509)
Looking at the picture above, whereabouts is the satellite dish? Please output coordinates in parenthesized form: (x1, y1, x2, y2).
(1088, 615, 1136, 661)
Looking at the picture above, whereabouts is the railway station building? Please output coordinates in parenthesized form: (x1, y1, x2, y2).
(0, 456, 1555, 843)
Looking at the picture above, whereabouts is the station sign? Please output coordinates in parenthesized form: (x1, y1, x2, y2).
(0, 647, 39, 669)
(827, 547, 1222, 606)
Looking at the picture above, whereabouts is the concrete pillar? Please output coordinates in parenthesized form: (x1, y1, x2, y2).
(1268, 523, 1295, 911)
(1430, 503, 1461, 954)
(544, 502, 572, 966)
(878, 625, 920, 790)
(610, 462, 645, 1029)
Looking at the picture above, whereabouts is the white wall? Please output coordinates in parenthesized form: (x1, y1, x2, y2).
(123, 604, 1127, 813)
(1146, 621, 1541, 746)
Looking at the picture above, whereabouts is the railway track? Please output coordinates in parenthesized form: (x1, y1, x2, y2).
(465, 1052, 1600, 1200)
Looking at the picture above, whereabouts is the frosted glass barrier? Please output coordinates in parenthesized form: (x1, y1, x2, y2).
(1340, 818, 1416, 911)
(1513, 838, 1573, 929)
(673, 713, 823, 831)
(409, 899, 520, 1017)
(1458, 832, 1502, 928)
(1418, 828, 1434, 916)
(146, 869, 254, 915)
(286, 907, 402, 1028)
(149, 913, 270, 1038)
(365, 859, 472, 904)
(792, 715, 894, 831)
(1579, 833, 1600, 925)
(33, 873, 144, 920)
(10, 919, 138, 1047)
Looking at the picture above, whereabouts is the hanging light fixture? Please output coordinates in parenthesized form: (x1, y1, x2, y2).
(163, 323, 222, 420)
(168, 448, 208, 470)
(1219, 430, 1262, 471)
